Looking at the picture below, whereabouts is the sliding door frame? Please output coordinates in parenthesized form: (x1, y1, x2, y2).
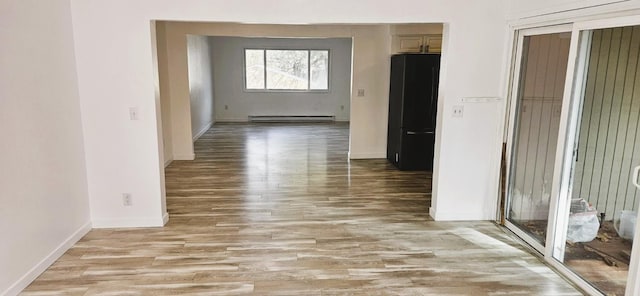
(504, 24, 573, 255)
(505, 14, 640, 296)
(549, 29, 593, 264)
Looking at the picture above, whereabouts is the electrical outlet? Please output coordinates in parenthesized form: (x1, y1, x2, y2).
(122, 193, 132, 206)
(452, 105, 464, 118)
(357, 89, 365, 97)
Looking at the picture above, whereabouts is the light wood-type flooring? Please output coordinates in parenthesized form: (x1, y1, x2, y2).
(21, 123, 582, 295)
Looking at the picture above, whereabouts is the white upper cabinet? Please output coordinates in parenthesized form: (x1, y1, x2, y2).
(393, 35, 442, 53)
(423, 36, 442, 53)
(396, 35, 424, 53)
(390, 24, 443, 54)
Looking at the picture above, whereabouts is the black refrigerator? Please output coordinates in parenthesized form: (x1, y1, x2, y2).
(386, 54, 440, 171)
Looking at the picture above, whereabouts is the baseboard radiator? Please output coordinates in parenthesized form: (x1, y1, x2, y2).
(248, 115, 335, 123)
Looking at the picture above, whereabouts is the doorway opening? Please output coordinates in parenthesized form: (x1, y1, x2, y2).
(153, 22, 443, 165)
(153, 22, 443, 199)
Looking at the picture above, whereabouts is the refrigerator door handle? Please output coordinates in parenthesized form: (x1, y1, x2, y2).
(431, 67, 436, 103)
(406, 131, 435, 135)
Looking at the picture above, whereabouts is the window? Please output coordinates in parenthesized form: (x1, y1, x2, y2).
(244, 49, 329, 91)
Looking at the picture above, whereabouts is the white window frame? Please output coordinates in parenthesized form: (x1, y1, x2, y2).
(243, 48, 331, 92)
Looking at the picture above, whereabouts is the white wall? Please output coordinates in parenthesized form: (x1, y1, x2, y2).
(506, 0, 640, 20)
(70, 2, 168, 228)
(389, 23, 443, 35)
(0, 0, 91, 294)
(158, 23, 195, 162)
(210, 36, 352, 122)
(156, 22, 174, 166)
(507, 0, 625, 19)
(68, 0, 509, 229)
(187, 35, 215, 140)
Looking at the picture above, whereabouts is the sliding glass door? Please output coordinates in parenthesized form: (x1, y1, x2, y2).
(551, 24, 640, 296)
(505, 18, 640, 296)
(505, 26, 572, 251)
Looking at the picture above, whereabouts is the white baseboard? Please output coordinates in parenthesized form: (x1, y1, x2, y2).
(192, 121, 213, 142)
(164, 156, 173, 168)
(429, 207, 437, 220)
(429, 207, 492, 221)
(173, 153, 195, 161)
(216, 118, 349, 123)
(215, 118, 248, 123)
(91, 215, 166, 228)
(2, 221, 91, 296)
(348, 152, 386, 159)
(162, 212, 169, 225)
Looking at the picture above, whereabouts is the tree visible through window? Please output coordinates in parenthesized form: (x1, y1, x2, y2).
(245, 49, 329, 91)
